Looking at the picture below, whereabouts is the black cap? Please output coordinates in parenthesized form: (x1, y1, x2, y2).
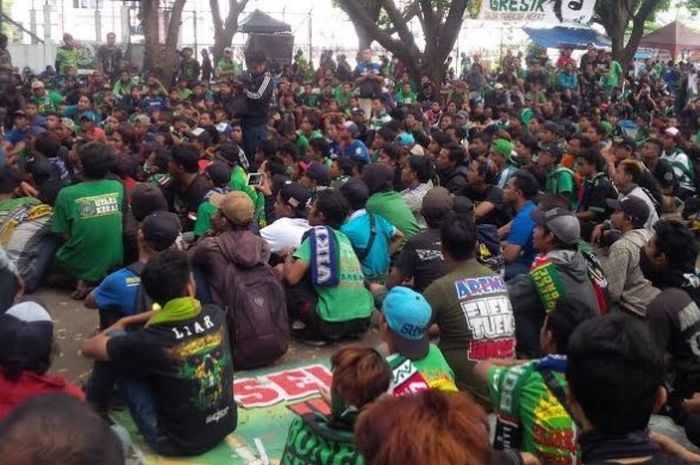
(141, 211, 181, 251)
(304, 162, 331, 186)
(542, 121, 560, 134)
(205, 162, 232, 186)
(606, 196, 650, 228)
(279, 181, 311, 213)
(612, 135, 637, 152)
(538, 143, 564, 160)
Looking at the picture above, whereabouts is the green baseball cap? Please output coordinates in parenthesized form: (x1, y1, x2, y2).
(491, 138, 513, 158)
(599, 120, 614, 136)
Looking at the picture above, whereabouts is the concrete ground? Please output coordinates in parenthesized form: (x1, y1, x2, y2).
(39, 287, 698, 455)
(39, 287, 381, 385)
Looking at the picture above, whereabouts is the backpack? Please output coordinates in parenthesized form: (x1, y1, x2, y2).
(215, 239, 289, 370)
(125, 261, 153, 314)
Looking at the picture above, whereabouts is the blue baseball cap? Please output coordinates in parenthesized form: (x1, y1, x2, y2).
(395, 132, 415, 146)
(382, 286, 431, 359)
(79, 110, 98, 123)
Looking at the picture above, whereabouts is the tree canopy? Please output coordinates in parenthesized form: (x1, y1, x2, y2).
(336, 0, 469, 83)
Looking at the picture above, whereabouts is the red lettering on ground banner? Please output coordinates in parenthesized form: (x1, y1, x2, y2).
(233, 364, 333, 409)
(305, 364, 333, 386)
(234, 379, 283, 408)
(267, 369, 321, 397)
(467, 338, 516, 361)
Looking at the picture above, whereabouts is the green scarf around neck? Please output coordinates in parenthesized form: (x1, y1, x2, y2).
(145, 296, 201, 327)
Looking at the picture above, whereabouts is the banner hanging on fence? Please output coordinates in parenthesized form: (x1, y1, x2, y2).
(477, 0, 597, 23)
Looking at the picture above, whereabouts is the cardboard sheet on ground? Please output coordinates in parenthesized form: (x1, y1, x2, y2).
(112, 359, 332, 465)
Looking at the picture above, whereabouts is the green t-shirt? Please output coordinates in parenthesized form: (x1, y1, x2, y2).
(366, 192, 420, 242)
(55, 47, 78, 75)
(488, 361, 578, 464)
(412, 344, 458, 392)
(605, 60, 622, 89)
(333, 87, 353, 108)
(193, 199, 217, 238)
(281, 414, 361, 465)
(31, 90, 64, 114)
(51, 180, 124, 282)
(294, 229, 373, 323)
(229, 166, 265, 226)
(545, 167, 576, 207)
(423, 261, 516, 403)
(295, 134, 310, 154)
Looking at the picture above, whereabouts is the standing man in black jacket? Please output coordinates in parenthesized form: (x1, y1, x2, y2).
(241, 52, 273, 167)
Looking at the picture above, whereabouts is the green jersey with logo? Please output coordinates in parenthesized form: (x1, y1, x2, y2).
(281, 413, 361, 465)
(52, 180, 124, 282)
(294, 229, 373, 323)
(488, 358, 578, 465)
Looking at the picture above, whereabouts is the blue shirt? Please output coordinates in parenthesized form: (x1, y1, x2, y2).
(354, 62, 381, 76)
(506, 200, 537, 268)
(93, 267, 141, 316)
(342, 139, 370, 165)
(140, 95, 167, 113)
(340, 210, 396, 280)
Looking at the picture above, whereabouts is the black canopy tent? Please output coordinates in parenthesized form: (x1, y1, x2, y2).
(239, 10, 292, 34)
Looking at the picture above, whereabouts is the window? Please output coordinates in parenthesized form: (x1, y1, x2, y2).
(72, 0, 104, 8)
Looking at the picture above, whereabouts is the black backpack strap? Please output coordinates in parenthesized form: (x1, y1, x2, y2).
(126, 260, 145, 275)
(125, 261, 151, 314)
(356, 213, 376, 262)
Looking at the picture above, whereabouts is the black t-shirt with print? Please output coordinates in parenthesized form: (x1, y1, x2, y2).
(464, 184, 512, 228)
(651, 158, 677, 191)
(107, 304, 236, 455)
(162, 174, 210, 232)
(395, 228, 447, 293)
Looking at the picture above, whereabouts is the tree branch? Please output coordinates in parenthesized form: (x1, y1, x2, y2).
(165, 0, 187, 48)
(210, 0, 223, 37)
(437, 0, 466, 56)
(338, 0, 414, 54)
(380, 0, 419, 51)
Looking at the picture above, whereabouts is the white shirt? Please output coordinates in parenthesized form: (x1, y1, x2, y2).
(259, 217, 311, 253)
(625, 186, 659, 232)
(400, 181, 432, 230)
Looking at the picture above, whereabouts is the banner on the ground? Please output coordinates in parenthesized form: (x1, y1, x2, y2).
(114, 360, 332, 465)
(477, 0, 597, 23)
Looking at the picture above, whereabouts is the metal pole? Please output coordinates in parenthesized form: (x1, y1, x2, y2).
(30, 8, 38, 45)
(193, 10, 197, 55)
(95, 8, 102, 43)
(308, 10, 312, 64)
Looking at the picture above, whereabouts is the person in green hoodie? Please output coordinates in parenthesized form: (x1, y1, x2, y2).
(361, 163, 421, 242)
(538, 143, 576, 209)
(280, 346, 391, 465)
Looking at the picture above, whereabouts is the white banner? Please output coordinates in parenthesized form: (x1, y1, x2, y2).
(477, 0, 597, 23)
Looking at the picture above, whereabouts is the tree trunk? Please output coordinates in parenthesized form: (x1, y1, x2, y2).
(210, 0, 250, 64)
(621, 0, 661, 70)
(352, 0, 382, 51)
(354, 23, 374, 51)
(598, 0, 663, 70)
(140, 0, 161, 77)
(160, 0, 187, 87)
